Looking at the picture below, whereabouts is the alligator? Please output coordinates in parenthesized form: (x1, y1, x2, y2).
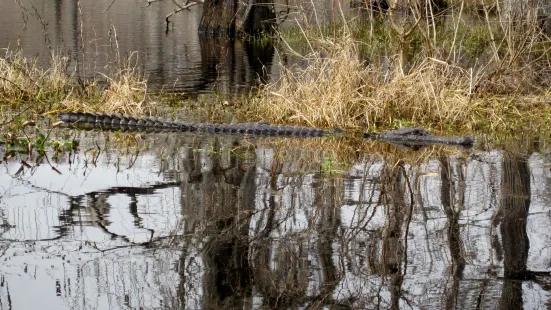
(56, 112, 474, 147)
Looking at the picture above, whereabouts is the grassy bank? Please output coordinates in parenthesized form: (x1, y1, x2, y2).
(242, 3, 551, 134)
(0, 49, 157, 158)
(2, 1, 551, 159)
(0, 50, 152, 115)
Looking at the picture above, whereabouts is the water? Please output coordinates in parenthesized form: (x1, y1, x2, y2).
(0, 0, 367, 96)
(1, 1, 551, 309)
(0, 128, 549, 309)
(0, 0, 278, 95)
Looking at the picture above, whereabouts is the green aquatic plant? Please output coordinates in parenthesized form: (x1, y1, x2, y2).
(193, 143, 222, 157)
(320, 157, 348, 175)
(0, 113, 75, 163)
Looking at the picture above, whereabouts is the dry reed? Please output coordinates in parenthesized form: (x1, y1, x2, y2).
(249, 34, 478, 131)
(246, 2, 551, 133)
(0, 49, 152, 115)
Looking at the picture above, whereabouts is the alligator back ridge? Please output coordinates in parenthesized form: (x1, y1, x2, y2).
(57, 112, 474, 147)
(57, 112, 335, 137)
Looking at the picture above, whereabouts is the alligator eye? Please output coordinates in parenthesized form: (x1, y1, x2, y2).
(460, 136, 474, 145)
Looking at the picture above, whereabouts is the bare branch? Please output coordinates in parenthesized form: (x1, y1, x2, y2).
(104, 0, 117, 13)
(165, 1, 198, 24)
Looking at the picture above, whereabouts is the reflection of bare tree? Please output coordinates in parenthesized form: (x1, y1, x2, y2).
(493, 152, 531, 309)
(439, 155, 466, 308)
(252, 169, 310, 308)
(311, 178, 342, 307)
(379, 162, 408, 310)
(202, 165, 255, 309)
(250, 158, 347, 308)
(177, 138, 255, 309)
(57, 182, 181, 243)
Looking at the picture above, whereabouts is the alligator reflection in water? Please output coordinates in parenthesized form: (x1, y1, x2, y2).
(0, 131, 549, 309)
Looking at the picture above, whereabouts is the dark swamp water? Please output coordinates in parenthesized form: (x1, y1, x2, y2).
(1, 1, 551, 310)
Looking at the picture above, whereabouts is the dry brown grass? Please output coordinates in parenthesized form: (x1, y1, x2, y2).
(62, 63, 150, 115)
(251, 34, 371, 129)
(246, 4, 551, 134)
(0, 49, 152, 115)
(0, 50, 70, 100)
(102, 67, 149, 114)
(248, 34, 478, 131)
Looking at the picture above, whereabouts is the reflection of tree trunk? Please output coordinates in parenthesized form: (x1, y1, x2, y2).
(314, 179, 341, 306)
(198, 37, 235, 93)
(381, 163, 406, 310)
(253, 174, 309, 308)
(244, 40, 274, 85)
(198, 37, 274, 93)
(252, 174, 343, 308)
(250, 163, 278, 302)
(439, 156, 466, 308)
(176, 139, 255, 309)
(202, 156, 255, 309)
(497, 153, 531, 310)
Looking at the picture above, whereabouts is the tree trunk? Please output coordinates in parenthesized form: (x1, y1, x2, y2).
(199, 0, 237, 36)
(237, 0, 276, 35)
(199, 0, 275, 37)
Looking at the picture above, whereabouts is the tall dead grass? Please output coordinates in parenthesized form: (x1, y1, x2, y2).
(0, 50, 69, 100)
(250, 36, 475, 130)
(248, 2, 551, 133)
(0, 49, 151, 115)
(254, 35, 372, 129)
